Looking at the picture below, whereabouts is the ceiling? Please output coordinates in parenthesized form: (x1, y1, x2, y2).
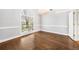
(38, 9, 74, 15)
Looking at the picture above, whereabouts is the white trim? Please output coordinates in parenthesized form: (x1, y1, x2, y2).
(42, 25, 68, 28)
(0, 26, 20, 29)
(42, 30, 68, 35)
(68, 10, 74, 39)
(0, 30, 39, 43)
(0, 35, 22, 43)
(73, 40, 79, 41)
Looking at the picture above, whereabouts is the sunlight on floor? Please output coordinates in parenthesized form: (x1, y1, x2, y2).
(20, 34, 35, 49)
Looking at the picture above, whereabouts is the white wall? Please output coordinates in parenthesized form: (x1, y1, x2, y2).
(77, 13, 79, 39)
(0, 9, 40, 41)
(41, 11, 69, 35)
(74, 12, 79, 40)
(0, 9, 76, 41)
(0, 9, 21, 27)
(0, 9, 21, 40)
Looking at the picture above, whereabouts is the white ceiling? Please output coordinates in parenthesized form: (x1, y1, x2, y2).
(38, 9, 74, 15)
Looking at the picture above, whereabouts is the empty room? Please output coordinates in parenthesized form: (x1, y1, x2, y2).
(0, 9, 79, 50)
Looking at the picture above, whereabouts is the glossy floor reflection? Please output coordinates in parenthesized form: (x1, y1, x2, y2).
(0, 34, 35, 50)
(0, 31, 79, 50)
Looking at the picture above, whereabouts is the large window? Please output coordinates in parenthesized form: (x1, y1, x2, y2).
(21, 10, 33, 32)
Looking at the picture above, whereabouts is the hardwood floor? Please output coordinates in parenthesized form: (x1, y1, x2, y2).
(0, 31, 79, 50)
(34, 31, 79, 50)
(0, 34, 35, 50)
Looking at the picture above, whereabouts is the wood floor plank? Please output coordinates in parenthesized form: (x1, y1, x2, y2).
(0, 31, 79, 50)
